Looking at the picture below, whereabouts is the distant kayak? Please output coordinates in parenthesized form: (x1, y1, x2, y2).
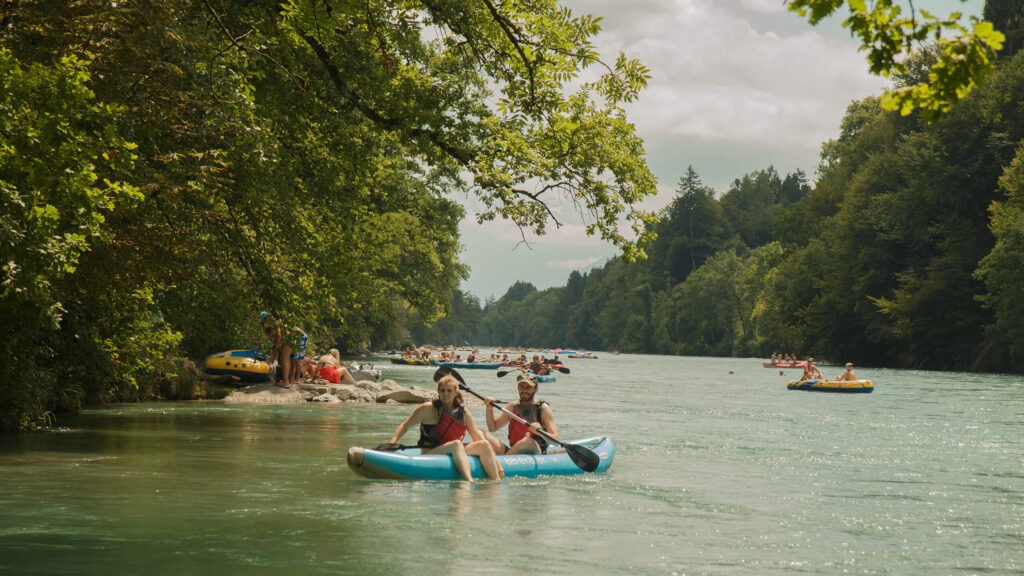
(389, 356, 431, 366)
(763, 361, 807, 368)
(347, 436, 614, 480)
(431, 361, 503, 369)
(568, 353, 598, 359)
(787, 379, 874, 393)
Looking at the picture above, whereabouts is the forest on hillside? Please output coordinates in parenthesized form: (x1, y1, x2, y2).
(417, 37, 1024, 374)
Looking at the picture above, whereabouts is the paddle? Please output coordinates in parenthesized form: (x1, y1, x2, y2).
(433, 366, 599, 473)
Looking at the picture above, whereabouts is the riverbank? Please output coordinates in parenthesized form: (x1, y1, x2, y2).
(221, 378, 476, 406)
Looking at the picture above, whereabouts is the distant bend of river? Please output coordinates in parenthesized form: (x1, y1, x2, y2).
(1, 354, 1022, 575)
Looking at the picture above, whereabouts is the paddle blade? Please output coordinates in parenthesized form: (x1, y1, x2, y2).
(433, 366, 465, 386)
(563, 442, 600, 472)
(555, 366, 570, 374)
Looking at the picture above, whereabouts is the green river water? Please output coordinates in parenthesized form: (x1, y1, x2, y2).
(1, 354, 1021, 575)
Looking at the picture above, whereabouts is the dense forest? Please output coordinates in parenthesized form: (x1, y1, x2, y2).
(0, 0, 657, 429)
(419, 12, 1024, 374)
(1, 0, 1018, 430)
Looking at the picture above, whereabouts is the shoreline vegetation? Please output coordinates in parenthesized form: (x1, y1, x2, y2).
(3, 2, 1022, 431)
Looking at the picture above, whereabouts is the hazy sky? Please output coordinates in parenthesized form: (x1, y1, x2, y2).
(457, 0, 986, 302)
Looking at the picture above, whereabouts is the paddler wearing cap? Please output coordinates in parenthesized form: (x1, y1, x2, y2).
(836, 362, 857, 381)
(484, 372, 559, 455)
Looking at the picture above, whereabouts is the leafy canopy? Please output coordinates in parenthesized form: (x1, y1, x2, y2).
(787, 0, 1005, 122)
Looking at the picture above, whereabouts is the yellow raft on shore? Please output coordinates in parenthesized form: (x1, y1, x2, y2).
(203, 350, 274, 383)
(787, 379, 874, 393)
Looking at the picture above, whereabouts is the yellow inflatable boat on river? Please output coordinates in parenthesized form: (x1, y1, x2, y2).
(787, 379, 874, 393)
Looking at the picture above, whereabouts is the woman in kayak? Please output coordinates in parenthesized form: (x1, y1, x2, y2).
(801, 357, 823, 380)
(388, 375, 504, 482)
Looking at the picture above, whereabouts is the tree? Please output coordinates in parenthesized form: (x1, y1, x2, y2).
(720, 167, 783, 248)
(985, 0, 1024, 59)
(975, 144, 1024, 370)
(787, 0, 1005, 121)
(644, 166, 729, 288)
(0, 0, 660, 428)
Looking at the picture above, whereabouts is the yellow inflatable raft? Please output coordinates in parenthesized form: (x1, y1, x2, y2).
(203, 350, 274, 382)
(787, 379, 874, 393)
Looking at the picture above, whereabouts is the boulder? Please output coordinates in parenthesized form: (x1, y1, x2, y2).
(312, 393, 342, 403)
(223, 383, 305, 404)
(331, 385, 358, 400)
(355, 380, 384, 396)
(351, 388, 378, 403)
(376, 385, 436, 404)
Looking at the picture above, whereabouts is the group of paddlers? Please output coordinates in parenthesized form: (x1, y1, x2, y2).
(502, 354, 564, 376)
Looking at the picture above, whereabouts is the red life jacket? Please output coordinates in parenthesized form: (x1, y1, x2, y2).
(418, 401, 467, 449)
(508, 401, 549, 449)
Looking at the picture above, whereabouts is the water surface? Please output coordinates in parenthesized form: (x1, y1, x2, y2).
(2, 355, 1022, 575)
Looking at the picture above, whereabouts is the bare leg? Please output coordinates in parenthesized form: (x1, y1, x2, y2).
(466, 440, 504, 480)
(279, 344, 293, 385)
(507, 438, 541, 455)
(484, 431, 506, 455)
(427, 441, 473, 482)
(338, 367, 357, 385)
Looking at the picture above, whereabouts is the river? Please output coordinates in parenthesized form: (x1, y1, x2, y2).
(1, 354, 1021, 575)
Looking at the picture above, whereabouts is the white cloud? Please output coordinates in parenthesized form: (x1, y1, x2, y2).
(546, 257, 602, 270)
(458, 0, 984, 299)
(738, 0, 786, 13)
(580, 1, 887, 152)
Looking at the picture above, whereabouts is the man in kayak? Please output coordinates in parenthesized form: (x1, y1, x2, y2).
(484, 373, 559, 455)
(835, 363, 857, 381)
(528, 355, 550, 376)
(801, 357, 823, 381)
(387, 374, 504, 482)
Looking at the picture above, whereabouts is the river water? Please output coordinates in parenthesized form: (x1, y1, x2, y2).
(1, 354, 1021, 575)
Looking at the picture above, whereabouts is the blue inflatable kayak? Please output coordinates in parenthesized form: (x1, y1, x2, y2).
(347, 436, 614, 480)
(431, 361, 503, 369)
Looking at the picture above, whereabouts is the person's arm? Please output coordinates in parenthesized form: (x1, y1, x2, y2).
(537, 404, 559, 440)
(465, 411, 484, 442)
(390, 403, 429, 443)
(485, 398, 509, 432)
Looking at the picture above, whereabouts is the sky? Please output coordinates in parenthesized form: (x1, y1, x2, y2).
(457, 0, 986, 302)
